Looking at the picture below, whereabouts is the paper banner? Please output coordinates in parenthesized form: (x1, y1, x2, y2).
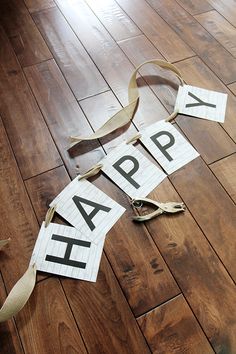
(140, 120, 199, 174)
(100, 142, 166, 198)
(50, 177, 125, 243)
(174, 85, 227, 122)
(30, 222, 105, 282)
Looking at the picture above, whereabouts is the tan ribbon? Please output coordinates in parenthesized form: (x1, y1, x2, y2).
(69, 59, 183, 148)
(78, 163, 103, 181)
(45, 205, 57, 227)
(0, 238, 10, 250)
(0, 264, 37, 322)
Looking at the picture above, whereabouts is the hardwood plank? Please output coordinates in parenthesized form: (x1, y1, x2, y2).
(142, 177, 236, 353)
(228, 82, 236, 95)
(16, 277, 88, 354)
(33, 7, 108, 100)
(0, 274, 24, 354)
(207, 0, 236, 26)
(114, 0, 194, 62)
(25, 169, 152, 354)
(0, 117, 46, 287)
(24, 0, 56, 13)
(175, 0, 213, 15)
(24, 59, 106, 177)
(62, 256, 151, 354)
(33, 2, 169, 136)
(211, 153, 236, 203)
(170, 157, 236, 281)
(85, 0, 141, 41)
(138, 295, 214, 354)
(195, 10, 236, 57)
(0, 27, 62, 179)
(146, 0, 236, 84)
(0, 0, 52, 67)
(119, 36, 236, 163)
(174, 56, 236, 143)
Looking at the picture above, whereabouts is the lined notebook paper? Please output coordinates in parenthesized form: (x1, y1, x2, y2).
(140, 120, 199, 175)
(174, 85, 227, 122)
(101, 142, 166, 198)
(50, 177, 125, 243)
(30, 222, 105, 282)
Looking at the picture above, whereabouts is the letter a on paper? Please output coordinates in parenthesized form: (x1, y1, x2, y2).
(49, 177, 125, 243)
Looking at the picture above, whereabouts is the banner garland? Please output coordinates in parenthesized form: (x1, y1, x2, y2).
(0, 58, 228, 323)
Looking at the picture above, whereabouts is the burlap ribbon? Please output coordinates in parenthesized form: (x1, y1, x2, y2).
(69, 59, 184, 148)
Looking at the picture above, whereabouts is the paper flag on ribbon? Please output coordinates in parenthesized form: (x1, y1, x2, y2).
(50, 177, 125, 243)
(174, 85, 227, 122)
(30, 222, 105, 282)
(100, 142, 166, 198)
(140, 120, 199, 174)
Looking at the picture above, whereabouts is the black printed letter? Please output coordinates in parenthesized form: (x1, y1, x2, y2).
(185, 92, 216, 109)
(46, 234, 91, 268)
(113, 155, 140, 189)
(150, 131, 175, 161)
(72, 196, 111, 231)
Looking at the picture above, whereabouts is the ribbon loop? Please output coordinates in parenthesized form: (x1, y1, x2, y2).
(69, 59, 183, 149)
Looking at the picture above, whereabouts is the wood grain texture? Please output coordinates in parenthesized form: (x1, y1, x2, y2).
(0, 274, 24, 354)
(146, 0, 236, 84)
(0, 0, 52, 66)
(138, 295, 214, 354)
(175, 0, 213, 15)
(25, 168, 152, 354)
(116, 0, 194, 62)
(16, 277, 88, 354)
(143, 177, 236, 353)
(170, 158, 236, 281)
(211, 153, 236, 203)
(119, 35, 236, 164)
(33, 7, 108, 100)
(0, 117, 44, 287)
(174, 56, 236, 144)
(24, 59, 105, 177)
(195, 10, 236, 57)
(24, 0, 56, 13)
(62, 256, 151, 354)
(50, 0, 169, 129)
(208, 0, 236, 26)
(85, 0, 141, 41)
(228, 82, 236, 95)
(0, 27, 62, 179)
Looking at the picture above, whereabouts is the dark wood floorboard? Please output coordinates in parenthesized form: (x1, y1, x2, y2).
(1, 0, 236, 353)
(138, 295, 214, 353)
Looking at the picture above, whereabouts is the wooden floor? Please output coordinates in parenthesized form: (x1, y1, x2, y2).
(0, 0, 236, 353)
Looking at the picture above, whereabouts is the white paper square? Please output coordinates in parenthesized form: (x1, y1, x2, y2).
(101, 142, 166, 198)
(140, 120, 199, 174)
(50, 177, 125, 243)
(174, 84, 227, 122)
(30, 222, 105, 282)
